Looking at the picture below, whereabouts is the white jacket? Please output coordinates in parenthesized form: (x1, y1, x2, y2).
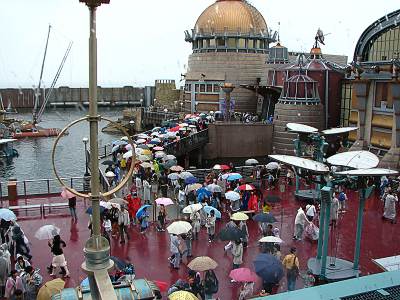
(295, 208, 307, 225)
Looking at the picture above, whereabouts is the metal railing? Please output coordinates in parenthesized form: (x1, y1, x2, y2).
(163, 129, 209, 157)
(0, 177, 85, 199)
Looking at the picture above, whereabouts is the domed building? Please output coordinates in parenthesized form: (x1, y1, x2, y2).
(183, 0, 277, 114)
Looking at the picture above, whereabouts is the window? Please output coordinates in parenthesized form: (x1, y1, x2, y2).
(248, 39, 255, 48)
(195, 84, 199, 92)
(238, 38, 246, 48)
(367, 26, 400, 61)
(375, 82, 392, 109)
(209, 38, 216, 47)
(200, 84, 205, 93)
(216, 38, 225, 47)
(227, 38, 236, 48)
(198, 39, 203, 48)
(340, 82, 352, 127)
(213, 85, 220, 93)
(206, 84, 213, 92)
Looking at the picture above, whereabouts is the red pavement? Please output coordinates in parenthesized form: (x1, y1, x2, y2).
(3, 184, 399, 299)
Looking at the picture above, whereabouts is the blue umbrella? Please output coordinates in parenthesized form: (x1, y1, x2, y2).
(81, 277, 89, 288)
(203, 206, 221, 219)
(112, 140, 128, 146)
(227, 173, 242, 181)
(197, 187, 211, 200)
(0, 208, 17, 221)
(253, 213, 277, 223)
(253, 253, 284, 284)
(86, 206, 106, 215)
(185, 177, 198, 185)
(136, 205, 151, 219)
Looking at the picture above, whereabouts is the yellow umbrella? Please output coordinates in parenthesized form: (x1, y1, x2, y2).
(187, 256, 218, 272)
(231, 212, 249, 221)
(141, 149, 152, 155)
(169, 290, 199, 300)
(37, 278, 65, 300)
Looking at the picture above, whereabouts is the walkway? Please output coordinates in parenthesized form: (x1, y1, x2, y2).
(6, 184, 399, 299)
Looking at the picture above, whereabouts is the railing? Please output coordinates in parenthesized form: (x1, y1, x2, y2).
(142, 111, 180, 126)
(163, 129, 209, 157)
(187, 165, 256, 182)
(0, 177, 85, 199)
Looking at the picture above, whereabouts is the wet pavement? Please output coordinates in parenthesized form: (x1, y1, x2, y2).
(3, 184, 399, 299)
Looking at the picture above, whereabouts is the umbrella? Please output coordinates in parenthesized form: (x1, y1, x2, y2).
(112, 140, 127, 146)
(112, 145, 120, 153)
(206, 183, 222, 193)
(253, 253, 284, 284)
(152, 127, 161, 132)
(259, 236, 284, 244)
(153, 280, 168, 293)
(61, 188, 75, 199)
(238, 184, 256, 191)
(196, 187, 212, 199)
(80, 277, 89, 288)
(179, 123, 189, 127)
(153, 146, 164, 151)
(225, 173, 242, 181)
(229, 268, 258, 283)
(120, 136, 129, 141)
(123, 150, 133, 159)
(136, 144, 150, 150)
(187, 256, 218, 272)
(0, 208, 17, 221)
(136, 133, 150, 139)
(179, 171, 194, 179)
(125, 144, 133, 151)
(150, 138, 161, 144)
(168, 173, 180, 180)
(203, 206, 221, 219)
(185, 177, 198, 185)
(37, 278, 65, 300)
(245, 158, 259, 166)
(137, 155, 151, 162)
(218, 227, 245, 241)
(34, 225, 60, 240)
(151, 132, 160, 137)
(170, 165, 184, 172)
(100, 201, 113, 210)
(182, 203, 203, 214)
(165, 154, 177, 161)
(141, 149, 152, 156)
(105, 171, 115, 178)
(135, 139, 147, 145)
(154, 151, 166, 159)
(155, 197, 174, 206)
(140, 162, 153, 169)
(265, 195, 281, 203)
(186, 183, 202, 193)
(136, 205, 151, 218)
(162, 160, 177, 169)
(167, 221, 192, 235)
(86, 206, 106, 215)
(231, 212, 249, 221)
(101, 160, 114, 166)
(169, 126, 180, 132)
(213, 164, 230, 170)
(225, 191, 241, 201)
(266, 162, 280, 170)
(168, 291, 198, 300)
(109, 198, 128, 205)
(253, 213, 277, 223)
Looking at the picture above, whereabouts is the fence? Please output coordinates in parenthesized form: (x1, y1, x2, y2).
(163, 129, 209, 157)
(0, 177, 85, 199)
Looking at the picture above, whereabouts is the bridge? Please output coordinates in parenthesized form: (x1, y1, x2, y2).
(141, 110, 180, 128)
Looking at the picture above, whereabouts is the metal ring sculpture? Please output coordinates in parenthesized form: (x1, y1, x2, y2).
(52, 116, 135, 198)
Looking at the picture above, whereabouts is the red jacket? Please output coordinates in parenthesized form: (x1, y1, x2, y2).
(248, 194, 259, 212)
(126, 195, 141, 218)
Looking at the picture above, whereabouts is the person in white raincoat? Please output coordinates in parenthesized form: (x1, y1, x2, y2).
(190, 211, 201, 240)
(293, 207, 309, 241)
(383, 189, 398, 224)
(142, 178, 151, 204)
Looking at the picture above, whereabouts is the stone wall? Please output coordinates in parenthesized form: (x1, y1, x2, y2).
(154, 80, 181, 109)
(204, 122, 273, 159)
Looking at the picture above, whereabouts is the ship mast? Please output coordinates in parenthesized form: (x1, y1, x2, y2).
(33, 24, 51, 126)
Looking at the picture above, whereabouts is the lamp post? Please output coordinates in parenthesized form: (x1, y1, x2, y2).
(139, 98, 143, 108)
(180, 101, 184, 112)
(164, 108, 168, 120)
(82, 137, 90, 176)
(79, 1, 115, 299)
(221, 83, 234, 122)
(195, 101, 199, 112)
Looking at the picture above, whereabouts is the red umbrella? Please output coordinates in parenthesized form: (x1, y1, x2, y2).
(153, 280, 168, 292)
(229, 268, 258, 283)
(61, 188, 75, 199)
(169, 126, 180, 132)
(238, 184, 256, 191)
(220, 164, 230, 170)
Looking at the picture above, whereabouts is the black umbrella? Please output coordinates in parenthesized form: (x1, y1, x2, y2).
(253, 253, 284, 284)
(265, 195, 281, 203)
(253, 213, 277, 223)
(137, 144, 149, 150)
(102, 160, 114, 166)
(218, 227, 245, 241)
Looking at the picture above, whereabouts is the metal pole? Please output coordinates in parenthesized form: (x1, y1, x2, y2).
(353, 188, 365, 274)
(320, 192, 331, 278)
(316, 198, 326, 259)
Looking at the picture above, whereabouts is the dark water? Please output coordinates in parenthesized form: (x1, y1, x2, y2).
(0, 108, 123, 182)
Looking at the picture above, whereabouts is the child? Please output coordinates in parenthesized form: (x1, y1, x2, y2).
(231, 240, 243, 270)
(205, 210, 216, 242)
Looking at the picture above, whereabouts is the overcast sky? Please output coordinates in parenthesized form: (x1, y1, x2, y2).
(0, 1, 398, 89)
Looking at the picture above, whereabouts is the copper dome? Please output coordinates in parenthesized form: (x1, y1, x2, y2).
(194, 0, 268, 35)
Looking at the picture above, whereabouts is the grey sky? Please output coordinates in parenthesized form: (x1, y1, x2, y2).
(0, 1, 398, 89)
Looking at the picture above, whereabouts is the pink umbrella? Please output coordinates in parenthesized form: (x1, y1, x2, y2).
(155, 198, 174, 206)
(153, 146, 164, 151)
(125, 144, 133, 151)
(61, 188, 75, 199)
(229, 268, 258, 283)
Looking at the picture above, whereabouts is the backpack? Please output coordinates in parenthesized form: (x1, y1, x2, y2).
(338, 192, 346, 202)
(204, 271, 219, 294)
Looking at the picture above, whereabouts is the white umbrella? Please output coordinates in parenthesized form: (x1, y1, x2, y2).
(259, 236, 284, 244)
(213, 164, 222, 170)
(266, 162, 280, 170)
(154, 151, 166, 159)
(112, 145, 120, 153)
(105, 171, 115, 178)
(125, 144, 133, 151)
(245, 158, 259, 166)
(206, 183, 222, 193)
(135, 138, 146, 144)
(179, 123, 189, 127)
(34, 225, 60, 240)
(120, 136, 129, 141)
(186, 183, 202, 193)
(165, 154, 176, 161)
(179, 171, 193, 179)
(0, 208, 17, 221)
(182, 203, 203, 214)
(123, 150, 133, 159)
(168, 173, 180, 180)
(167, 221, 192, 235)
(151, 138, 161, 144)
(137, 155, 151, 161)
(225, 191, 241, 201)
(140, 162, 153, 169)
(170, 165, 184, 172)
(136, 133, 150, 139)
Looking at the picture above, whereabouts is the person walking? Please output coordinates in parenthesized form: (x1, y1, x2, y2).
(135, 176, 143, 199)
(169, 234, 181, 270)
(0, 250, 10, 298)
(305, 203, 317, 222)
(139, 208, 150, 234)
(143, 178, 151, 205)
(158, 172, 168, 198)
(282, 247, 299, 291)
(203, 269, 219, 300)
(68, 196, 77, 221)
(11, 227, 32, 261)
(118, 206, 130, 244)
(293, 207, 309, 241)
(5, 270, 24, 299)
(338, 191, 348, 213)
(157, 204, 167, 232)
(239, 220, 249, 248)
(331, 194, 340, 226)
(231, 240, 243, 271)
(22, 266, 43, 300)
(205, 210, 216, 243)
(181, 231, 193, 259)
(47, 235, 70, 278)
(190, 210, 201, 240)
(383, 188, 398, 224)
(15, 255, 30, 275)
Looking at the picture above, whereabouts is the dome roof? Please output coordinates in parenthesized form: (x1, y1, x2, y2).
(194, 0, 268, 35)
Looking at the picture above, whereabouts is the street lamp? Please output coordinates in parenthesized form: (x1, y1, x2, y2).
(139, 98, 143, 107)
(82, 137, 90, 176)
(180, 102, 184, 112)
(195, 101, 199, 112)
(163, 108, 168, 120)
(129, 120, 135, 135)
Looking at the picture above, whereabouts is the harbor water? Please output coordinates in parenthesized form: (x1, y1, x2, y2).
(0, 107, 123, 182)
